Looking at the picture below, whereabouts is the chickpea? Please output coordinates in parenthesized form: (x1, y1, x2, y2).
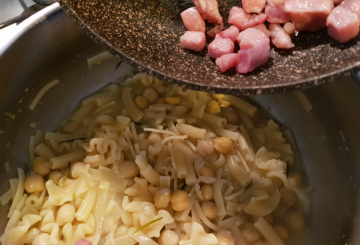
(155, 85, 166, 94)
(285, 211, 305, 231)
(63, 120, 79, 133)
(280, 187, 298, 208)
(212, 94, 225, 100)
(135, 96, 149, 109)
(199, 166, 215, 178)
(56, 203, 75, 226)
(201, 201, 218, 221)
(24, 172, 45, 193)
(102, 216, 118, 234)
(159, 229, 179, 245)
(137, 132, 149, 141)
(154, 188, 171, 209)
(219, 100, 231, 108)
(200, 184, 213, 201)
(206, 100, 221, 114)
(32, 233, 52, 245)
(115, 225, 130, 237)
(241, 223, 261, 243)
(288, 172, 302, 188)
(165, 97, 181, 105)
(213, 137, 233, 154)
(223, 108, 239, 125)
(148, 132, 163, 144)
(33, 157, 51, 176)
(216, 229, 235, 245)
(119, 161, 140, 179)
(139, 139, 151, 151)
(49, 171, 64, 185)
(170, 190, 190, 211)
(157, 97, 167, 104)
(197, 140, 214, 157)
(143, 88, 159, 104)
(273, 225, 289, 240)
(70, 162, 86, 179)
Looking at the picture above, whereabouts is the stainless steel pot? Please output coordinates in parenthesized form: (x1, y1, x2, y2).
(1, 3, 360, 244)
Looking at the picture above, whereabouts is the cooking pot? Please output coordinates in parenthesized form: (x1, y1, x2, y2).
(0, 3, 360, 245)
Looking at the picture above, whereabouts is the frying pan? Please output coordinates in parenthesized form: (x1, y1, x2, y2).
(57, 0, 360, 95)
(1, 4, 360, 244)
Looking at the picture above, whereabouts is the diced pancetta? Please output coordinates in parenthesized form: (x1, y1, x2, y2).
(253, 24, 271, 37)
(228, 7, 266, 31)
(265, 5, 292, 23)
(327, 6, 359, 43)
(267, 0, 287, 6)
(192, 0, 223, 24)
(284, 0, 334, 31)
(208, 36, 235, 59)
(219, 25, 240, 42)
(269, 24, 295, 48)
(283, 22, 296, 34)
(215, 53, 238, 72)
(181, 7, 206, 32)
(242, 0, 267, 14)
(236, 28, 271, 73)
(180, 31, 207, 52)
(333, 0, 344, 5)
(341, 0, 360, 20)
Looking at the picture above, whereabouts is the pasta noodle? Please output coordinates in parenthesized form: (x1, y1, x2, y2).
(254, 217, 285, 245)
(87, 51, 113, 67)
(176, 123, 207, 140)
(29, 79, 59, 110)
(0, 74, 310, 245)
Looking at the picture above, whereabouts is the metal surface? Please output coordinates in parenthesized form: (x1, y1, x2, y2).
(0, 0, 34, 23)
(1, 4, 360, 244)
(0, 4, 47, 30)
(57, 0, 360, 95)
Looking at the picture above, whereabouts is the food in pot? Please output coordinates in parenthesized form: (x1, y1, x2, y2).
(0, 73, 310, 245)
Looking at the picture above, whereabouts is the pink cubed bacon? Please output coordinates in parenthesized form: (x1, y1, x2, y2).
(236, 28, 271, 73)
(228, 7, 266, 31)
(284, 0, 334, 32)
(208, 36, 235, 59)
(215, 53, 238, 72)
(253, 24, 271, 37)
(181, 7, 206, 32)
(269, 24, 295, 49)
(192, 0, 223, 24)
(219, 25, 240, 42)
(242, 0, 267, 13)
(341, 0, 360, 20)
(267, 0, 287, 6)
(265, 5, 291, 24)
(327, 6, 359, 43)
(76, 240, 92, 245)
(180, 31, 206, 52)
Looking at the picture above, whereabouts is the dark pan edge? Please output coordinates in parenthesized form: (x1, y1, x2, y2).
(58, 1, 360, 96)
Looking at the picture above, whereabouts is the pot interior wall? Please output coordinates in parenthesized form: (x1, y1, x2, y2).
(0, 5, 360, 244)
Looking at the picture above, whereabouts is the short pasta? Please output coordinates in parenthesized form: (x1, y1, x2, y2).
(0, 73, 310, 245)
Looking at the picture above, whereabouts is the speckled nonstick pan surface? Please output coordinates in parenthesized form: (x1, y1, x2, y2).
(58, 0, 360, 95)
